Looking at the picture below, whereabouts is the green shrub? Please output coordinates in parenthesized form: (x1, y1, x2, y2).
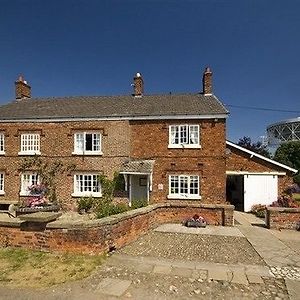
(95, 202, 128, 218)
(131, 198, 148, 209)
(251, 204, 266, 218)
(77, 196, 94, 213)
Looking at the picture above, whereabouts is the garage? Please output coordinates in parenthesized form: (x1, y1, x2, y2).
(226, 141, 297, 212)
(227, 173, 278, 212)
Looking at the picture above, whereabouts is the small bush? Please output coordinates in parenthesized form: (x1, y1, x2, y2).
(270, 194, 300, 208)
(251, 204, 266, 218)
(95, 202, 128, 219)
(77, 196, 94, 213)
(131, 198, 148, 209)
(285, 183, 300, 195)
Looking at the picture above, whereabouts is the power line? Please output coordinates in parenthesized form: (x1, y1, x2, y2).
(225, 104, 300, 114)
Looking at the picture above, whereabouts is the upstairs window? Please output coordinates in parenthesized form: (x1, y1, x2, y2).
(169, 125, 200, 148)
(0, 173, 4, 194)
(168, 175, 200, 199)
(73, 132, 102, 155)
(0, 134, 4, 154)
(20, 173, 39, 195)
(19, 134, 40, 155)
(73, 174, 101, 197)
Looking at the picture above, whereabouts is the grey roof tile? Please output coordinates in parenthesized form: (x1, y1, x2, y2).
(120, 160, 155, 174)
(0, 94, 228, 121)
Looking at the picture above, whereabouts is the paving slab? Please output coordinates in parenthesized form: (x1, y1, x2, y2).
(237, 225, 300, 267)
(153, 264, 172, 275)
(246, 274, 264, 284)
(285, 279, 300, 300)
(155, 223, 244, 237)
(231, 271, 249, 285)
(96, 277, 131, 297)
(234, 211, 265, 226)
(208, 268, 229, 281)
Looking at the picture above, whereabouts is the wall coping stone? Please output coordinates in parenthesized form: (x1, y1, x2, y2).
(0, 202, 233, 230)
(47, 202, 233, 229)
(266, 207, 300, 213)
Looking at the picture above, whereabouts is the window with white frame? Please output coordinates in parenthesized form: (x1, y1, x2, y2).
(0, 134, 4, 153)
(20, 173, 39, 195)
(0, 173, 4, 194)
(168, 175, 200, 199)
(19, 133, 40, 155)
(169, 125, 200, 148)
(73, 132, 102, 154)
(73, 174, 101, 197)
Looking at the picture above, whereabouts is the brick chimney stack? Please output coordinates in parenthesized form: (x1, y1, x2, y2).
(133, 72, 144, 97)
(202, 67, 213, 95)
(15, 75, 31, 100)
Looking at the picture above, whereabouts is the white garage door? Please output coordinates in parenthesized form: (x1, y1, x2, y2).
(244, 175, 278, 212)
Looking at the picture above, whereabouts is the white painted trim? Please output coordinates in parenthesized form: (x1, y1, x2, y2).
(0, 191, 4, 196)
(168, 144, 201, 149)
(0, 151, 5, 155)
(71, 193, 102, 198)
(167, 195, 202, 200)
(226, 171, 286, 176)
(119, 171, 151, 175)
(0, 114, 228, 123)
(226, 140, 298, 173)
(18, 151, 41, 156)
(72, 151, 103, 156)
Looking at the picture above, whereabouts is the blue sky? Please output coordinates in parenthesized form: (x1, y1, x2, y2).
(0, 0, 300, 142)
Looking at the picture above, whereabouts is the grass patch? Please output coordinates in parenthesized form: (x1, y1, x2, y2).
(293, 193, 300, 201)
(0, 248, 104, 288)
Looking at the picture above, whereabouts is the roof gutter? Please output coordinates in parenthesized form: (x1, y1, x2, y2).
(0, 114, 229, 123)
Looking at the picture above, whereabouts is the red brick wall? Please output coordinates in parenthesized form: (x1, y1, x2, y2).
(226, 146, 294, 195)
(266, 207, 300, 230)
(0, 120, 130, 209)
(130, 119, 227, 204)
(0, 203, 234, 254)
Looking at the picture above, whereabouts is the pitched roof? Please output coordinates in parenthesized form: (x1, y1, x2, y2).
(0, 94, 228, 121)
(226, 141, 298, 173)
(120, 160, 155, 174)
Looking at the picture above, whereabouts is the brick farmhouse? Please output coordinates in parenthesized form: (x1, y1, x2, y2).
(0, 69, 297, 212)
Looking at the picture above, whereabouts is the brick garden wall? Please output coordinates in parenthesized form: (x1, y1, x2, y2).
(266, 207, 300, 230)
(0, 202, 234, 254)
(130, 119, 227, 204)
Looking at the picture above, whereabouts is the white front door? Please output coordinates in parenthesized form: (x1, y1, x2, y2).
(244, 175, 278, 212)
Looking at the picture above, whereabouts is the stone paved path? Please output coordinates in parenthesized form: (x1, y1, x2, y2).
(234, 211, 300, 299)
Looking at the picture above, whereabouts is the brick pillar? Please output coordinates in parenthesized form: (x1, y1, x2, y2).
(202, 67, 213, 95)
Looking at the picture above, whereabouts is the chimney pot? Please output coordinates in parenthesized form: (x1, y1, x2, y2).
(202, 67, 213, 95)
(15, 75, 31, 100)
(133, 72, 144, 97)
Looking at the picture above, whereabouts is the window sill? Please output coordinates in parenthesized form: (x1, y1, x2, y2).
(18, 151, 41, 156)
(167, 194, 201, 200)
(168, 145, 201, 149)
(71, 193, 102, 198)
(72, 151, 103, 156)
(0, 152, 5, 155)
(19, 192, 30, 197)
(0, 191, 4, 196)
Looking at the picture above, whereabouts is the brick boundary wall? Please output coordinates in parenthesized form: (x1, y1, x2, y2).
(266, 207, 300, 230)
(0, 202, 234, 254)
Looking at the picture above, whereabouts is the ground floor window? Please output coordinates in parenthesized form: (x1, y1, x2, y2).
(168, 175, 200, 199)
(0, 173, 4, 194)
(20, 173, 39, 195)
(73, 174, 101, 197)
